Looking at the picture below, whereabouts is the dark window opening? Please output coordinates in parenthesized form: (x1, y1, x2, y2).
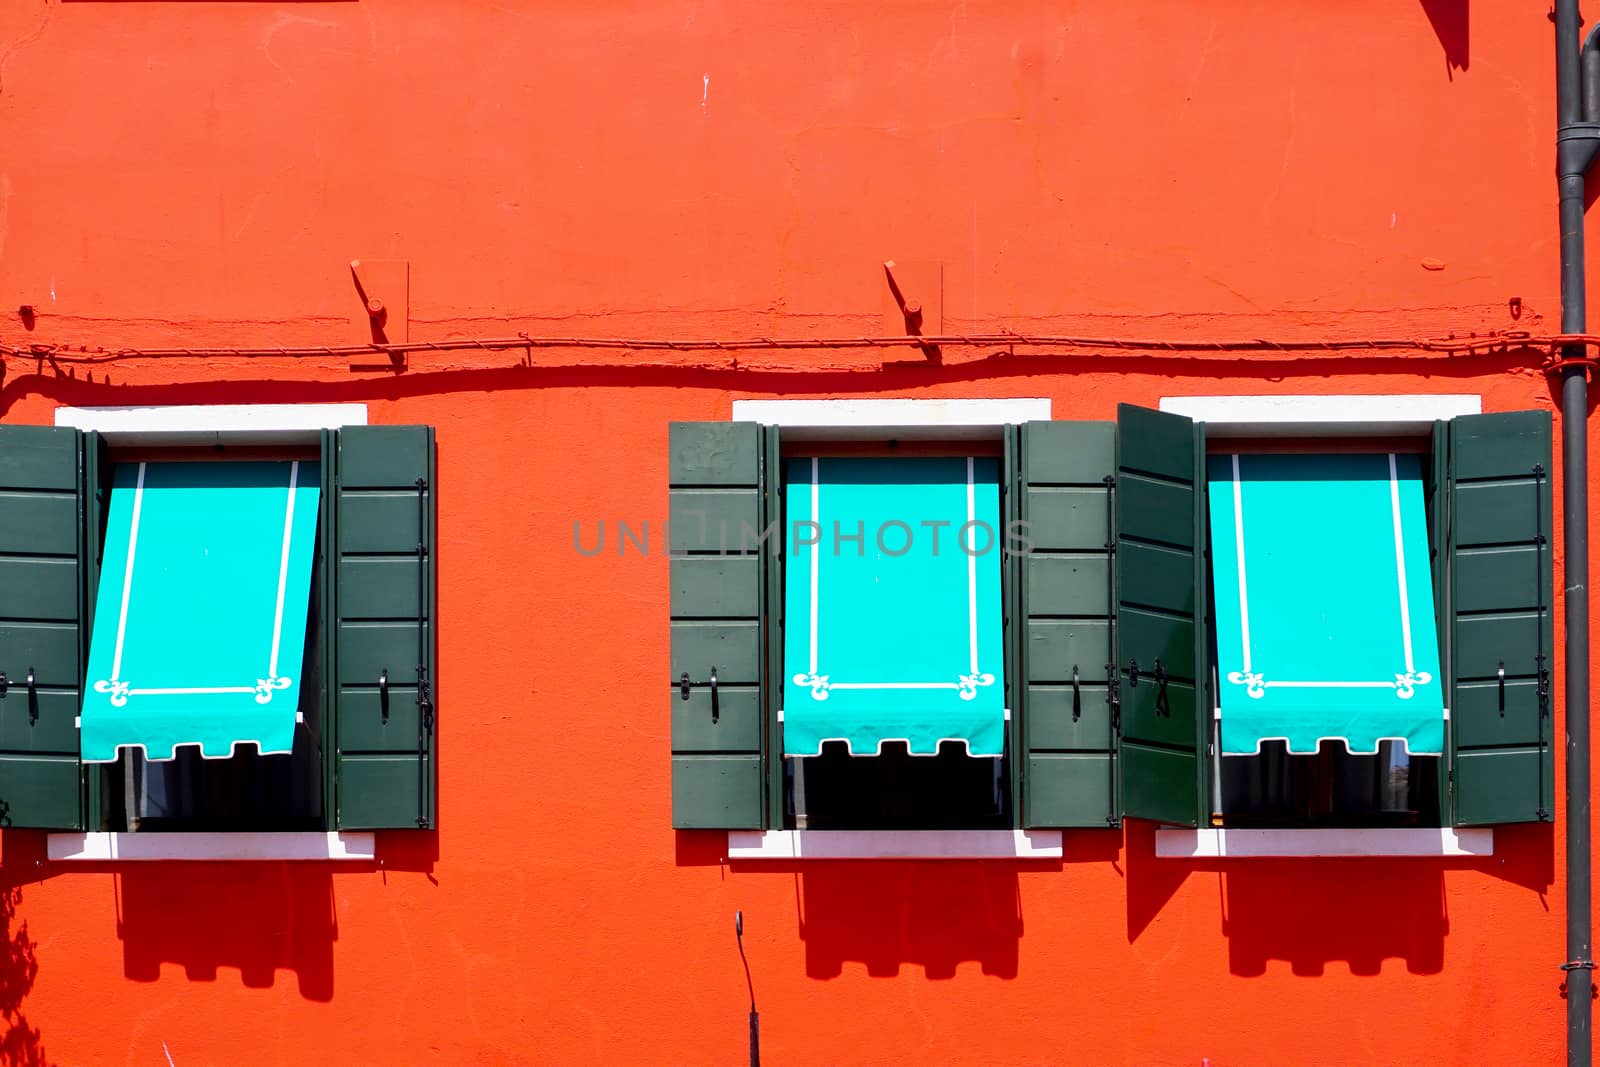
(1215, 740, 1441, 827)
(787, 741, 1010, 830)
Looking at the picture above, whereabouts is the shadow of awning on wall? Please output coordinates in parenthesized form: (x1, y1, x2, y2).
(115, 862, 341, 1001)
(795, 859, 1031, 980)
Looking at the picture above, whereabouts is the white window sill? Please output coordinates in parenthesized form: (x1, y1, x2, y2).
(47, 831, 376, 862)
(727, 829, 1061, 860)
(1154, 827, 1493, 859)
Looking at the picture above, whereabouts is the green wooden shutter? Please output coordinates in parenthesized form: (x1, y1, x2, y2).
(1018, 421, 1119, 827)
(0, 426, 85, 830)
(1449, 410, 1553, 825)
(1427, 419, 1452, 821)
(333, 426, 436, 829)
(81, 431, 112, 831)
(1115, 404, 1205, 827)
(669, 422, 769, 829)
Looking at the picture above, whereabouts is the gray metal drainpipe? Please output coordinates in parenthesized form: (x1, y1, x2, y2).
(1556, 4, 1597, 1064)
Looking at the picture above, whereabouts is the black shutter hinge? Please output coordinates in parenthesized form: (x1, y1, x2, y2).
(1105, 662, 1121, 732)
(1102, 474, 1116, 552)
(416, 667, 434, 732)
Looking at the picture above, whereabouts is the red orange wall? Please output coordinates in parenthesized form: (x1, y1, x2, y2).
(0, 2, 1587, 1064)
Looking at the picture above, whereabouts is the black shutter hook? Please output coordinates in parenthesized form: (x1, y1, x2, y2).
(1127, 658, 1140, 688)
(675, 668, 720, 722)
(1497, 661, 1506, 715)
(1153, 659, 1170, 717)
(1071, 665, 1081, 722)
(379, 668, 390, 723)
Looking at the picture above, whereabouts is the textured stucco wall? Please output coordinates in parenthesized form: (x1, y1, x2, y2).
(0, 2, 1583, 1063)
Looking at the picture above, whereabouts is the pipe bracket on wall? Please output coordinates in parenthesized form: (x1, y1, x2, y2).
(348, 258, 410, 372)
(1559, 122, 1600, 178)
(881, 259, 942, 361)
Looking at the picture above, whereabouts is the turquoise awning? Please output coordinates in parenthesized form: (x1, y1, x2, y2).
(80, 461, 321, 763)
(1207, 452, 1444, 756)
(782, 456, 1006, 757)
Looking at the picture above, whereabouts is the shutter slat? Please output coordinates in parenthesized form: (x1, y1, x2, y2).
(1449, 410, 1554, 826)
(333, 425, 436, 830)
(669, 422, 768, 829)
(0, 426, 84, 830)
(1020, 420, 1117, 827)
(1115, 404, 1204, 827)
(0, 494, 78, 554)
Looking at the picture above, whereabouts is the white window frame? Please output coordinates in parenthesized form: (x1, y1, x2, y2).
(1153, 392, 1491, 859)
(728, 396, 1056, 860)
(46, 403, 373, 863)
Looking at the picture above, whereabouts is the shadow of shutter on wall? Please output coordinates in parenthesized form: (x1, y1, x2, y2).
(0, 426, 84, 830)
(1449, 410, 1554, 826)
(1115, 404, 1204, 828)
(1019, 420, 1119, 827)
(669, 422, 768, 830)
(333, 426, 436, 830)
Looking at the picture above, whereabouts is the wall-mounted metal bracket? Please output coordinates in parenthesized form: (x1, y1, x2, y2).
(349, 258, 410, 372)
(882, 260, 942, 361)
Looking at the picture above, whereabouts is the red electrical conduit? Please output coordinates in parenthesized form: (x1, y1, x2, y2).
(0, 328, 1594, 372)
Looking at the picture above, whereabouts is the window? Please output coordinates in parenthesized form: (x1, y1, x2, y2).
(667, 401, 1115, 856)
(781, 452, 1009, 831)
(1204, 449, 1444, 827)
(1116, 401, 1554, 835)
(86, 457, 326, 833)
(0, 412, 437, 847)
(669, 397, 1555, 853)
